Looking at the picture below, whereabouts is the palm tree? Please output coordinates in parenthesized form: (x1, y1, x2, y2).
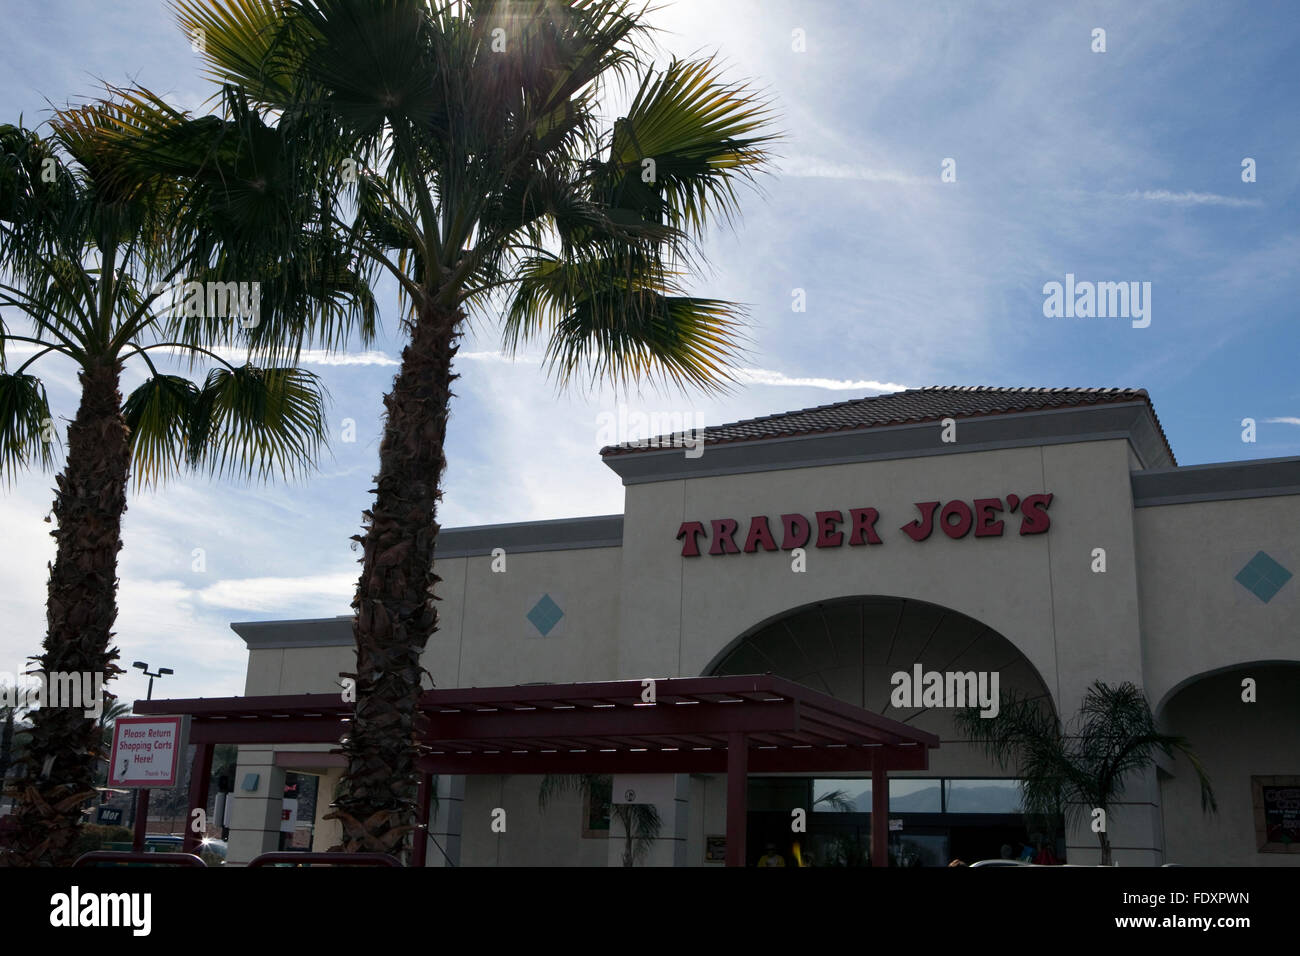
(96, 700, 132, 759)
(93, 700, 133, 788)
(0, 95, 371, 864)
(0, 683, 34, 812)
(814, 788, 855, 813)
(161, 0, 778, 854)
(953, 680, 1217, 865)
(538, 773, 660, 866)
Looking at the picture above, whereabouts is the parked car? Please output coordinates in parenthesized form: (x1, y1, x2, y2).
(969, 859, 1037, 867)
(142, 834, 227, 865)
(198, 837, 228, 866)
(143, 834, 184, 852)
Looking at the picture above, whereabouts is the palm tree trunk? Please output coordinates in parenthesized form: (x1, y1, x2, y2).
(330, 300, 459, 856)
(7, 363, 129, 866)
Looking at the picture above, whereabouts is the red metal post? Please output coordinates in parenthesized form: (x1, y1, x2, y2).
(871, 752, 888, 867)
(183, 742, 214, 854)
(131, 789, 149, 851)
(412, 772, 431, 868)
(725, 732, 748, 867)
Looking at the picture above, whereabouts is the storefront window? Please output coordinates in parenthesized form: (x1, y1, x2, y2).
(809, 777, 1024, 813)
(748, 777, 812, 810)
(944, 778, 1024, 813)
(811, 779, 870, 812)
(890, 779, 942, 812)
(582, 776, 612, 836)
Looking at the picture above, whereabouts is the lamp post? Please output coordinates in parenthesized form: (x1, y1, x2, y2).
(132, 662, 173, 702)
(128, 662, 172, 850)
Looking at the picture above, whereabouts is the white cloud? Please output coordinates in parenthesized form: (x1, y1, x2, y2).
(200, 348, 401, 367)
(458, 350, 539, 364)
(291, 350, 400, 367)
(193, 572, 356, 614)
(1124, 190, 1262, 208)
(779, 157, 931, 185)
(734, 368, 911, 392)
(1263, 417, 1300, 426)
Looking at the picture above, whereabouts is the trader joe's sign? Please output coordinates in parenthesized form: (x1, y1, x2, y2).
(677, 493, 1053, 557)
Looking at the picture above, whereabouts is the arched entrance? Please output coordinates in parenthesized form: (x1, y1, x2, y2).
(1158, 662, 1300, 866)
(706, 596, 1060, 866)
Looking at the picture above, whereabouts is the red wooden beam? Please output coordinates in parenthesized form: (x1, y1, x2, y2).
(134, 693, 347, 716)
(190, 717, 345, 744)
(183, 742, 213, 854)
(415, 743, 926, 776)
(726, 733, 748, 867)
(131, 790, 149, 852)
(275, 751, 346, 769)
(871, 752, 888, 868)
(412, 773, 432, 868)
(420, 700, 799, 741)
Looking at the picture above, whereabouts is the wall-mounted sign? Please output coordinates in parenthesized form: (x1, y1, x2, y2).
(107, 715, 189, 789)
(677, 493, 1053, 557)
(1254, 776, 1300, 853)
(705, 836, 726, 862)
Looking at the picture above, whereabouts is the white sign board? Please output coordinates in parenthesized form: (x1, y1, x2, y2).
(281, 798, 298, 833)
(107, 715, 188, 789)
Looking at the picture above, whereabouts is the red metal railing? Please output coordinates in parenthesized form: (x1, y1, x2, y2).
(246, 851, 402, 867)
(74, 850, 207, 867)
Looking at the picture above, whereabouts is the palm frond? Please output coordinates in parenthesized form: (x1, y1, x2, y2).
(0, 371, 55, 481)
(814, 789, 855, 814)
(502, 246, 746, 392)
(94, 85, 378, 361)
(537, 772, 604, 811)
(954, 681, 1218, 844)
(170, 0, 307, 105)
(121, 373, 201, 487)
(613, 801, 660, 866)
(187, 363, 328, 482)
(603, 55, 778, 240)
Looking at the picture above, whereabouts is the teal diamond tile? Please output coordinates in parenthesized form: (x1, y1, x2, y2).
(1234, 551, 1292, 604)
(527, 594, 564, 636)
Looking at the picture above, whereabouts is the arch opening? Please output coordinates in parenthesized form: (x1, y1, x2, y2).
(703, 595, 1062, 867)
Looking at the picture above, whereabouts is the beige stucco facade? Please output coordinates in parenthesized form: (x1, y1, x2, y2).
(228, 395, 1300, 867)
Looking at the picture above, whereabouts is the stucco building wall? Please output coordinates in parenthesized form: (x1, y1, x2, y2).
(227, 394, 1299, 867)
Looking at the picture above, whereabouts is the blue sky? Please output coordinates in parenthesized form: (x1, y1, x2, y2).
(1, 0, 1297, 702)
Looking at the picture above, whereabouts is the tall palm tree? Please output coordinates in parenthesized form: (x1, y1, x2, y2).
(0, 683, 34, 814)
(0, 95, 372, 865)
(162, 0, 778, 855)
(953, 681, 1217, 865)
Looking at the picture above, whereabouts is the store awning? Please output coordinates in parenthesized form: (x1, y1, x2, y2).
(135, 675, 939, 866)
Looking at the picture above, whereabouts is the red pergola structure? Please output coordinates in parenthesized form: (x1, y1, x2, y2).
(133, 675, 939, 867)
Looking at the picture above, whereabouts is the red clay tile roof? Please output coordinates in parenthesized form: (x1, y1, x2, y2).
(601, 386, 1174, 462)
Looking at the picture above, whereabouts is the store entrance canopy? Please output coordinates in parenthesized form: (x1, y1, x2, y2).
(134, 675, 939, 866)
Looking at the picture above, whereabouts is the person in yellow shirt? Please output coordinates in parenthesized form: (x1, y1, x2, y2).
(757, 843, 786, 867)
